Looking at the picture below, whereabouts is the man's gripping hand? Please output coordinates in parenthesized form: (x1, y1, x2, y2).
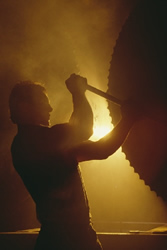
(65, 73, 88, 94)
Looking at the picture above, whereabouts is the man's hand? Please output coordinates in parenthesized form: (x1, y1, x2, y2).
(65, 73, 88, 94)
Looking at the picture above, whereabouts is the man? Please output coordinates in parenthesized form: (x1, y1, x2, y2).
(9, 74, 139, 249)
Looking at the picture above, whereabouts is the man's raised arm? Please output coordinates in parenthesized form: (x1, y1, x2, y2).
(65, 74, 93, 140)
(72, 100, 142, 162)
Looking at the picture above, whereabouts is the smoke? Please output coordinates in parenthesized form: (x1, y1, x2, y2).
(0, 0, 133, 126)
(3, 0, 163, 232)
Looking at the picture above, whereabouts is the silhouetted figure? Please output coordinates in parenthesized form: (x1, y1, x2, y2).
(9, 74, 139, 249)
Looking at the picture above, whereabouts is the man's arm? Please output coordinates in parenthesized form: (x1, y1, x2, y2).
(73, 116, 134, 162)
(65, 74, 93, 140)
(72, 99, 142, 162)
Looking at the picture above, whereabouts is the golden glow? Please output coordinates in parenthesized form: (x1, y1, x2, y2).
(82, 85, 167, 231)
(86, 88, 113, 141)
(3, 0, 167, 234)
(92, 124, 112, 140)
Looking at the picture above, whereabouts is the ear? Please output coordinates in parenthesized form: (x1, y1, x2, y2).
(18, 101, 32, 114)
(17, 101, 34, 123)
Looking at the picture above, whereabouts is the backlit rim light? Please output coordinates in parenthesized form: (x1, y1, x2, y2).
(91, 124, 113, 141)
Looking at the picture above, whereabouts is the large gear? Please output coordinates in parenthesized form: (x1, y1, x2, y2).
(107, 0, 167, 201)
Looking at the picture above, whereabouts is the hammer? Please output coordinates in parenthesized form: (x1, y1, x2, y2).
(87, 84, 122, 106)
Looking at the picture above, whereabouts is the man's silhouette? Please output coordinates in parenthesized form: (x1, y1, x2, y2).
(9, 74, 139, 249)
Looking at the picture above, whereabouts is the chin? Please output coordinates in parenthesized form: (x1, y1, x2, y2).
(45, 121, 50, 126)
(39, 119, 50, 127)
(47, 120, 51, 126)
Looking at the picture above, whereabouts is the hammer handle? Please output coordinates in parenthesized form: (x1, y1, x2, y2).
(87, 84, 122, 106)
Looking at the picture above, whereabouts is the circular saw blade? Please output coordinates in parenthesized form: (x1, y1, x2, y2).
(107, 0, 167, 201)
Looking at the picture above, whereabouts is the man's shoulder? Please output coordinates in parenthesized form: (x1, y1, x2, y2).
(50, 123, 76, 144)
(50, 123, 71, 132)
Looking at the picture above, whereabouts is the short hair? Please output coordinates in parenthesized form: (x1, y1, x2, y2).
(9, 80, 46, 124)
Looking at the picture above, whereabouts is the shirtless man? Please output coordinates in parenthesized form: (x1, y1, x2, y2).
(9, 74, 139, 249)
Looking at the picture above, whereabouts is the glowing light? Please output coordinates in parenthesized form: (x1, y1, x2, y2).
(86, 90, 113, 141)
(91, 124, 112, 140)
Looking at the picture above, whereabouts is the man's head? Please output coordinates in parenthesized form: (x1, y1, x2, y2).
(9, 81, 53, 126)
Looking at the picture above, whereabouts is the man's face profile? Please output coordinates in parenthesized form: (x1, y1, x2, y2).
(9, 82, 53, 127)
(31, 90, 53, 126)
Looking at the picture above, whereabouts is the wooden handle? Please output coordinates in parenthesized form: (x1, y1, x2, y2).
(87, 84, 122, 106)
